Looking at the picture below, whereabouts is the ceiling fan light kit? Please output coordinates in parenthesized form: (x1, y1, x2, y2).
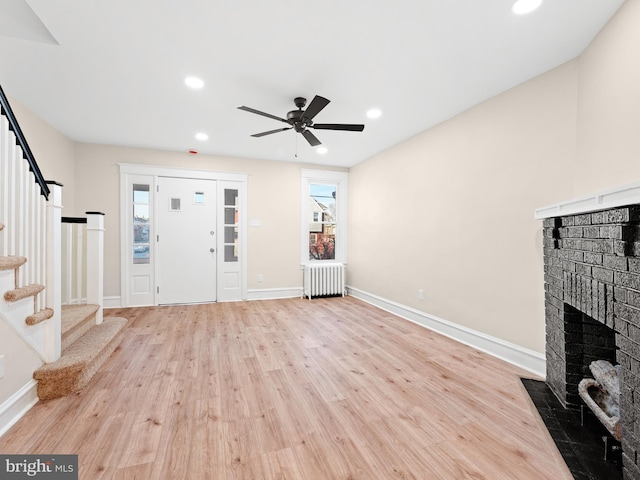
(237, 95, 365, 147)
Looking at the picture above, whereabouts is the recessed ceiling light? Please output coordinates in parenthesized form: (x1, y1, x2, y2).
(367, 108, 382, 119)
(184, 76, 204, 89)
(195, 132, 208, 141)
(317, 147, 328, 155)
(512, 0, 542, 15)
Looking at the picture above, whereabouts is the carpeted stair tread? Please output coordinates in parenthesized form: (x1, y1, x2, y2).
(0, 255, 26, 271)
(62, 304, 99, 350)
(26, 307, 54, 326)
(4, 283, 44, 302)
(34, 317, 128, 400)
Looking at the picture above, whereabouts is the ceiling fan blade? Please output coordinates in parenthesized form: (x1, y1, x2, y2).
(302, 130, 322, 147)
(237, 105, 288, 124)
(312, 123, 365, 132)
(302, 95, 330, 121)
(251, 127, 292, 137)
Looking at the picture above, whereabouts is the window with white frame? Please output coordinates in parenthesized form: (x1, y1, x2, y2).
(301, 169, 348, 264)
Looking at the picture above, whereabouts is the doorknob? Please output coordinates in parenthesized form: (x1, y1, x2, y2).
(210, 248, 215, 253)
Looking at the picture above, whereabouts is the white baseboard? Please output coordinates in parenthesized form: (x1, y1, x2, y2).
(64, 296, 121, 309)
(347, 286, 546, 378)
(103, 296, 122, 309)
(0, 380, 38, 438)
(246, 287, 303, 301)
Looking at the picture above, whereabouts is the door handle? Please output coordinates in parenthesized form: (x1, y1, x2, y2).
(210, 248, 215, 253)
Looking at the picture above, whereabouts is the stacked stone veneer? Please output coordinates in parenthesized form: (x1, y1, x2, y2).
(543, 205, 640, 480)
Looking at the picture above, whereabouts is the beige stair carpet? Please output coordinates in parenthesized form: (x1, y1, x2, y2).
(0, 255, 26, 271)
(25, 307, 54, 326)
(61, 304, 100, 351)
(4, 283, 44, 302)
(34, 317, 128, 400)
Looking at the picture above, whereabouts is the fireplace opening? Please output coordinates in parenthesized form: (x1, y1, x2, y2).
(562, 304, 623, 467)
(563, 304, 618, 408)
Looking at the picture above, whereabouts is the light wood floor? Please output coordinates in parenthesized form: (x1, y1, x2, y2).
(0, 297, 573, 479)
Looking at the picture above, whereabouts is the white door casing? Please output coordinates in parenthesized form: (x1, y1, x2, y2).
(157, 177, 217, 305)
(119, 164, 247, 307)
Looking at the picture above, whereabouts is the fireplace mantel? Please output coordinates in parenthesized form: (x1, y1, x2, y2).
(535, 181, 640, 220)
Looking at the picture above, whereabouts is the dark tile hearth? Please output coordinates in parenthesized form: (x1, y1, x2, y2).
(522, 378, 622, 480)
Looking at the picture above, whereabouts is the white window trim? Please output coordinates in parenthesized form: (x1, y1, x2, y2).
(301, 169, 348, 266)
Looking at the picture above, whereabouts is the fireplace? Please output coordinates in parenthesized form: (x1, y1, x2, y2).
(540, 202, 640, 480)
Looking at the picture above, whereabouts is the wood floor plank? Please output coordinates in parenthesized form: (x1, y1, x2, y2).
(0, 297, 573, 479)
(113, 461, 154, 480)
(260, 447, 306, 480)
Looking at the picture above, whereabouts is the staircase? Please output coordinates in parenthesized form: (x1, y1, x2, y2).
(1, 222, 127, 400)
(0, 83, 127, 404)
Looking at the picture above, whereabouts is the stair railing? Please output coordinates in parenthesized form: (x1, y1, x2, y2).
(1, 84, 60, 362)
(61, 213, 105, 324)
(0, 84, 49, 200)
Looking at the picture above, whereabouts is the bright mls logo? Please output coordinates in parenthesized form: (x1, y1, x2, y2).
(1, 455, 78, 479)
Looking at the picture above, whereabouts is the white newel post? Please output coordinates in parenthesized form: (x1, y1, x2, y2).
(86, 212, 105, 324)
(45, 183, 63, 362)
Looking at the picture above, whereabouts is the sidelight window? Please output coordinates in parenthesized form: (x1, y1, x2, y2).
(132, 184, 150, 264)
(223, 188, 239, 262)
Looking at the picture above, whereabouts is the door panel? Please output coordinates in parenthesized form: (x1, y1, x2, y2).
(157, 177, 217, 304)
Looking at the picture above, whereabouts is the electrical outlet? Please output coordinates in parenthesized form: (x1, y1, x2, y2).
(257, 274, 264, 283)
(418, 289, 424, 300)
(0, 355, 4, 379)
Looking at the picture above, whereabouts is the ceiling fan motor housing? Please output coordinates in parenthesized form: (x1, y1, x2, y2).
(287, 108, 311, 132)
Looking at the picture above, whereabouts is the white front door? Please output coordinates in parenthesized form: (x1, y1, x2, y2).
(157, 177, 217, 304)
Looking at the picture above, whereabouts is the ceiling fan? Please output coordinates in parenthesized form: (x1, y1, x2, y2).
(237, 95, 365, 147)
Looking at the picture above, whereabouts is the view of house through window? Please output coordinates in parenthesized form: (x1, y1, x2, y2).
(308, 183, 336, 260)
(132, 184, 150, 264)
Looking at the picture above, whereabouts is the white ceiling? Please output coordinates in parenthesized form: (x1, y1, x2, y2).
(0, 0, 625, 168)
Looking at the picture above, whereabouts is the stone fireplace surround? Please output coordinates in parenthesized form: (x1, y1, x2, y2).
(537, 184, 640, 480)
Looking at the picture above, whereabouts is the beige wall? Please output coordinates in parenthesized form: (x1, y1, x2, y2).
(574, 0, 640, 195)
(0, 321, 41, 406)
(9, 99, 76, 214)
(348, 61, 578, 352)
(74, 143, 344, 298)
